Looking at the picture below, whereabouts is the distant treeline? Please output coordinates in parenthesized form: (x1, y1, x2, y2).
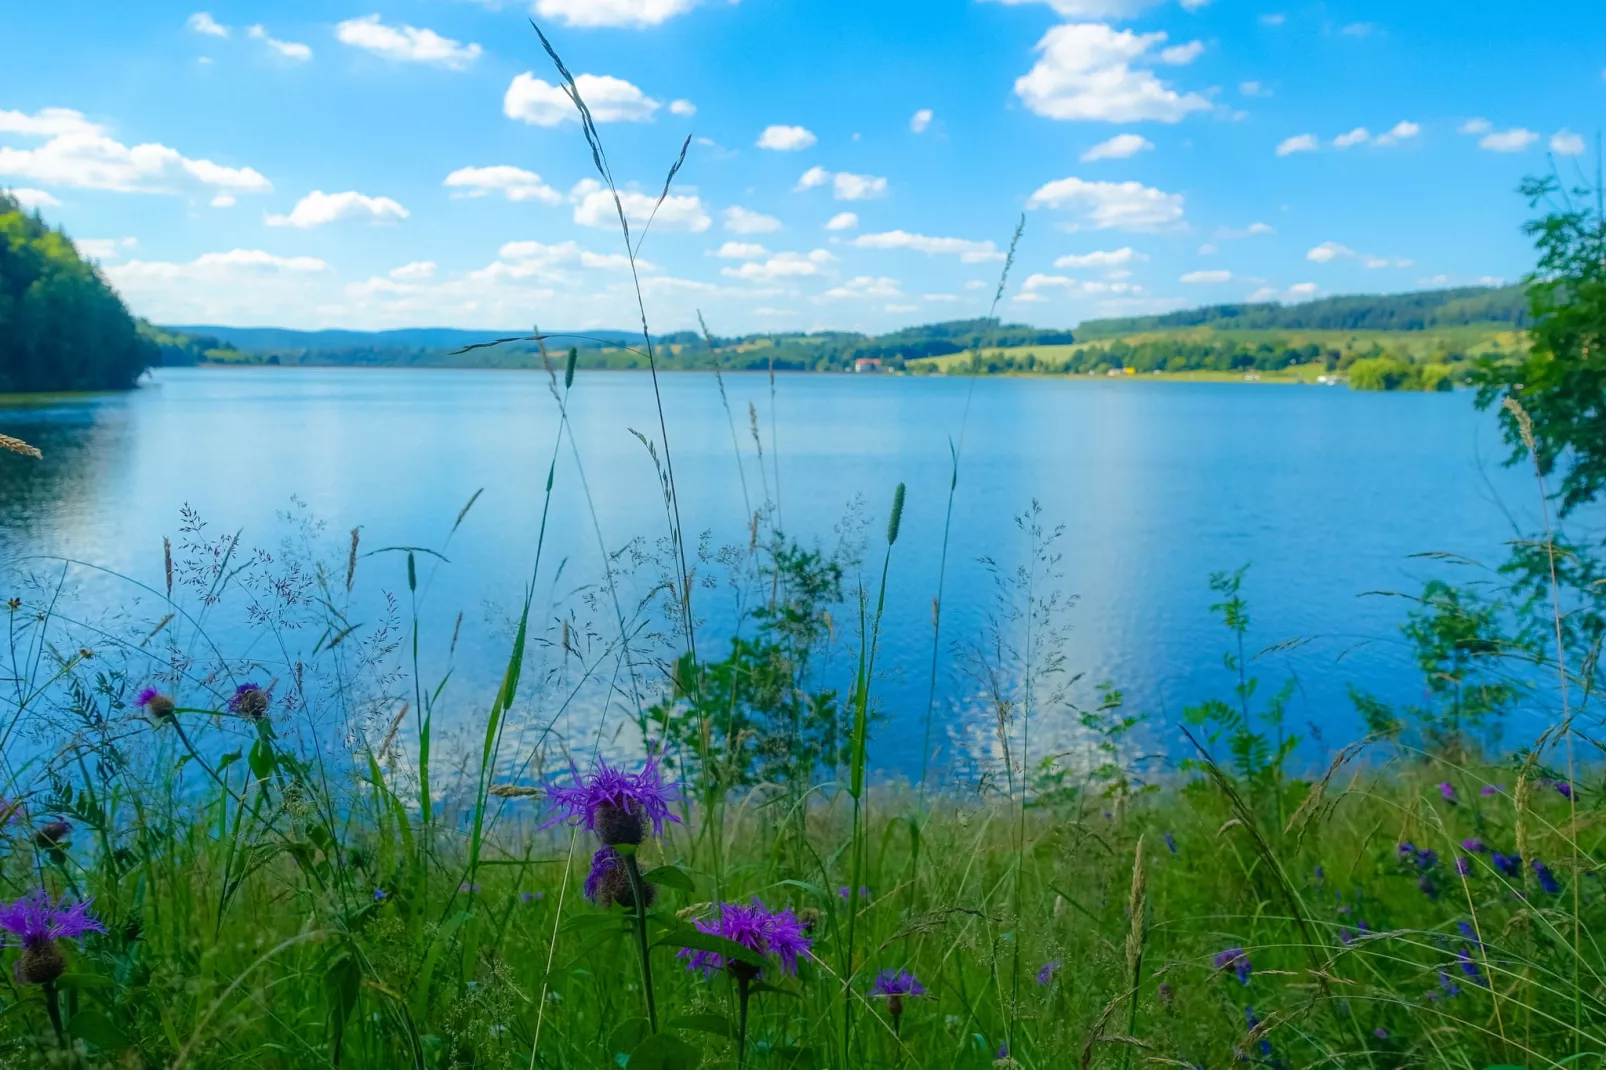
(0, 191, 154, 392)
(1075, 285, 1527, 338)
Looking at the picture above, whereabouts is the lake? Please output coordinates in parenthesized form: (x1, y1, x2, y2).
(0, 366, 1546, 778)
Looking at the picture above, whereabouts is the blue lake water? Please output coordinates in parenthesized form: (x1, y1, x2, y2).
(0, 367, 1548, 778)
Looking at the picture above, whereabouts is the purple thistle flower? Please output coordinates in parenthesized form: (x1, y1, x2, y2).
(1554, 780, 1574, 801)
(1036, 959, 1061, 985)
(1491, 852, 1521, 878)
(679, 899, 812, 979)
(584, 846, 619, 903)
(0, 889, 106, 985)
(1438, 781, 1457, 803)
(1532, 859, 1560, 895)
(1456, 949, 1488, 987)
(1481, 784, 1504, 797)
(1414, 848, 1438, 870)
(135, 686, 175, 721)
(1456, 920, 1480, 945)
(1214, 947, 1252, 986)
(135, 687, 160, 707)
(870, 969, 926, 998)
(543, 753, 681, 846)
(1438, 969, 1460, 998)
(1397, 841, 1416, 858)
(1461, 838, 1486, 853)
(227, 682, 269, 719)
(1163, 831, 1177, 854)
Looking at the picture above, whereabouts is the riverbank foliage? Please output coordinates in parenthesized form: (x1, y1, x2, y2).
(0, 191, 154, 392)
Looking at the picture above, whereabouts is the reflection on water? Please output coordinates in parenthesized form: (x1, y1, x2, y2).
(0, 367, 1545, 777)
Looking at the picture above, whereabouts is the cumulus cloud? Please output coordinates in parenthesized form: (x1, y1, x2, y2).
(106, 249, 331, 321)
(1305, 241, 1353, 262)
(389, 261, 436, 280)
(1215, 222, 1273, 239)
(1239, 80, 1270, 97)
(1276, 133, 1318, 155)
(1081, 133, 1153, 161)
(569, 177, 710, 232)
(978, 0, 1163, 17)
(476, 240, 637, 281)
(910, 109, 934, 134)
(1333, 127, 1369, 148)
(670, 99, 697, 117)
(1551, 130, 1585, 156)
(1478, 127, 1539, 152)
(795, 167, 887, 200)
(1459, 118, 1492, 135)
(187, 11, 228, 37)
(713, 241, 768, 259)
(724, 206, 783, 233)
(822, 275, 901, 300)
(0, 110, 271, 197)
(533, 0, 703, 28)
(1054, 247, 1143, 268)
(721, 249, 835, 282)
(1181, 269, 1231, 283)
(336, 15, 481, 68)
(248, 25, 312, 61)
(1022, 273, 1076, 291)
(1014, 23, 1210, 123)
(853, 230, 1004, 263)
(757, 125, 817, 151)
(266, 190, 408, 228)
(1159, 41, 1204, 65)
(444, 165, 562, 204)
(504, 73, 659, 125)
(1026, 177, 1184, 231)
(10, 188, 61, 209)
(75, 238, 135, 260)
(825, 211, 859, 231)
(1375, 120, 1419, 146)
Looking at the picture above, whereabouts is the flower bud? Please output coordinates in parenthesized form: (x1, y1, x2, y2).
(594, 801, 645, 846)
(15, 941, 64, 985)
(34, 820, 70, 849)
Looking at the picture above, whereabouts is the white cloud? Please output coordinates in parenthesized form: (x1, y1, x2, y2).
(721, 249, 835, 282)
(1459, 118, 1491, 135)
(110, 248, 328, 281)
(1012, 292, 1048, 304)
(1026, 176, 1184, 231)
(0, 116, 270, 196)
(1023, 273, 1076, 291)
(1159, 41, 1204, 65)
(1054, 247, 1142, 268)
(924, 293, 958, 302)
(210, 193, 235, 207)
(9, 188, 61, 209)
(1260, 12, 1285, 24)
(713, 241, 768, 259)
(910, 109, 934, 134)
(336, 15, 481, 69)
(266, 190, 408, 228)
(1198, 242, 1217, 254)
(1340, 22, 1375, 37)
(1375, 120, 1419, 146)
(757, 125, 817, 151)
(825, 211, 859, 231)
(1333, 127, 1369, 148)
(1479, 128, 1539, 153)
(670, 99, 697, 117)
(1239, 80, 1270, 97)
(1180, 0, 1212, 9)
(1363, 256, 1412, 269)
(533, 0, 702, 28)
(1551, 130, 1586, 156)
(964, 280, 988, 290)
(75, 238, 126, 260)
(1288, 281, 1318, 297)
(1014, 23, 1210, 123)
(569, 177, 710, 232)
(444, 165, 562, 204)
(796, 167, 887, 200)
(854, 230, 1004, 263)
(187, 12, 228, 38)
(1276, 133, 1318, 155)
(977, 0, 1162, 17)
(1181, 269, 1231, 283)
(822, 275, 901, 300)
(1081, 133, 1153, 161)
(504, 73, 659, 125)
(389, 261, 436, 280)
(478, 240, 637, 280)
(724, 205, 783, 233)
(1215, 222, 1274, 239)
(1306, 241, 1353, 262)
(248, 25, 312, 61)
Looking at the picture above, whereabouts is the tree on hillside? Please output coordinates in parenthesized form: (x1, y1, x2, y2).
(1475, 174, 1606, 515)
(0, 190, 154, 392)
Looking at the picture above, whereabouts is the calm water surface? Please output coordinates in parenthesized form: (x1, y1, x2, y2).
(0, 367, 1542, 774)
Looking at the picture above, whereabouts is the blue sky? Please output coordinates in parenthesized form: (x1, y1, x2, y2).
(2, 0, 1600, 334)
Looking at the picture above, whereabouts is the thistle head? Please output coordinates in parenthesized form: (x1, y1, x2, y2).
(228, 683, 270, 720)
(583, 846, 655, 910)
(0, 890, 105, 985)
(34, 819, 71, 850)
(136, 687, 175, 722)
(544, 753, 681, 846)
(679, 898, 812, 980)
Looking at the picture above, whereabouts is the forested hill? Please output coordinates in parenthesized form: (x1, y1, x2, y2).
(0, 191, 155, 392)
(1074, 284, 1527, 339)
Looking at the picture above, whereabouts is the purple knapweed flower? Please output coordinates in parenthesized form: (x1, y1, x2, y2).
(583, 845, 652, 909)
(1553, 780, 1574, 801)
(1455, 857, 1471, 877)
(1163, 831, 1177, 854)
(1214, 947, 1252, 986)
(1481, 784, 1505, 797)
(679, 899, 812, 979)
(134, 687, 176, 721)
(1438, 781, 1457, 803)
(0, 889, 105, 985)
(543, 752, 681, 846)
(1414, 848, 1438, 870)
(227, 682, 269, 720)
(1492, 852, 1521, 878)
(1456, 949, 1488, 987)
(1461, 838, 1486, 853)
(1457, 920, 1480, 945)
(870, 968, 926, 998)
(1532, 859, 1560, 895)
(1036, 959, 1062, 985)
(584, 847, 619, 903)
(1438, 969, 1460, 998)
(1397, 841, 1416, 858)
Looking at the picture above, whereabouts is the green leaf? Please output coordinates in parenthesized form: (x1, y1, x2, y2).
(653, 927, 764, 969)
(560, 912, 629, 936)
(748, 980, 800, 999)
(216, 749, 242, 772)
(666, 1012, 732, 1037)
(629, 1033, 702, 1070)
(66, 1010, 129, 1050)
(608, 1016, 651, 1058)
(248, 737, 276, 779)
(640, 865, 694, 894)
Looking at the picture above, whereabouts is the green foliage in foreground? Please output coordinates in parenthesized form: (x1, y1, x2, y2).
(0, 191, 155, 392)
